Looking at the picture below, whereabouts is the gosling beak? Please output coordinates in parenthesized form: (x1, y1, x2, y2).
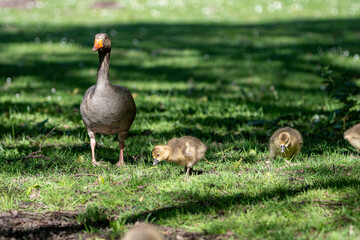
(153, 158, 160, 166)
(92, 39, 103, 52)
(281, 145, 286, 153)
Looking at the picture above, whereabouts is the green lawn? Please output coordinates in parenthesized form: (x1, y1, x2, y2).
(1, 0, 360, 239)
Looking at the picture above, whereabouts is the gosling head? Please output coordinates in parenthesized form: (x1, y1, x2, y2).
(279, 132, 291, 153)
(92, 33, 111, 52)
(152, 145, 171, 166)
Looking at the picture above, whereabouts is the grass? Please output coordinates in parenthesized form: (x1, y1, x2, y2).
(1, 0, 360, 239)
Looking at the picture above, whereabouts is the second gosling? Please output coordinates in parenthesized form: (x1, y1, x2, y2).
(152, 136, 207, 176)
(269, 127, 303, 159)
(344, 123, 360, 150)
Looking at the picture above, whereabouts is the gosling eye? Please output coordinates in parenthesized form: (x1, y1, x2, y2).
(157, 154, 160, 156)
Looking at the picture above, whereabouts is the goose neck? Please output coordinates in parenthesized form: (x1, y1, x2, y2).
(96, 50, 111, 87)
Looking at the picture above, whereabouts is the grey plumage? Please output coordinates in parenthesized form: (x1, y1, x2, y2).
(81, 85, 136, 135)
(80, 33, 136, 166)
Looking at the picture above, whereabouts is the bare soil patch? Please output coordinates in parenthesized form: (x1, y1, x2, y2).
(0, 0, 36, 9)
(0, 211, 234, 239)
(91, 1, 122, 9)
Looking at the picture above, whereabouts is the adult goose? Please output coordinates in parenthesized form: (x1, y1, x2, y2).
(80, 33, 136, 167)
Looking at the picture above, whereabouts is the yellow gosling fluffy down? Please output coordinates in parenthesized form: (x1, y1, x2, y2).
(122, 223, 164, 240)
(344, 123, 360, 150)
(152, 136, 207, 176)
(269, 127, 303, 159)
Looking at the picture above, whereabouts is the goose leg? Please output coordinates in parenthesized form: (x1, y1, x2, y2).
(116, 138, 125, 167)
(185, 167, 191, 177)
(182, 167, 191, 181)
(88, 131, 100, 166)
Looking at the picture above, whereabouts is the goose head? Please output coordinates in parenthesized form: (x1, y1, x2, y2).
(279, 132, 291, 153)
(92, 33, 111, 52)
(152, 145, 171, 166)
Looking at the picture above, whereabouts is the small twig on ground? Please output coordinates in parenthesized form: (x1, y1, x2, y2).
(151, 184, 160, 194)
(132, 150, 146, 161)
(214, 146, 234, 155)
(55, 187, 70, 190)
(137, 184, 160, 193)
(113, 173, 149, 186)
(273, 163, 305, 171)
(72, 173, 100, 178)
(203, 157, 214, 165)
(75, 189, 109, 195)
(292, 200, 346, 206)
(21, 124, 60, 161)
(23, 155, 52, 160)
(39, 124, 59, 151)
(113, 177, 131, 185)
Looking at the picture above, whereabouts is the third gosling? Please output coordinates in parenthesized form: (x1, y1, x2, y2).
(152, 136, 207, 176)
(344, 123, 360, 150)
(269, 127, 303, 159)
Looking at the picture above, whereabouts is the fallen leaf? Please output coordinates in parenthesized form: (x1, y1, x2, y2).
(139, 196, 144, 202)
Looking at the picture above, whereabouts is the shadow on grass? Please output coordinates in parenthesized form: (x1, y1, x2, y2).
(125, 167, 360, 224)
(1, 143, 130, 171)
(0, 117, 351, 173)
(2, 18, 360, 92)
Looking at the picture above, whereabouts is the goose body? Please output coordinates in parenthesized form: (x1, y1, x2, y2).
(269, 127, 303, 159)
(80, 33, 136, 166)
(81, 84, 135, 135)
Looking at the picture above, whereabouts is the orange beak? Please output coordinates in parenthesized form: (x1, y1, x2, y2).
(92, 39, 103, 51)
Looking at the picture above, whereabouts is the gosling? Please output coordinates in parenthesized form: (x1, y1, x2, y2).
(122, 223, 164, 240)
(269, 127, 303, 159)
(344, 123, 360, 150)
(152, 136, 207, 176)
